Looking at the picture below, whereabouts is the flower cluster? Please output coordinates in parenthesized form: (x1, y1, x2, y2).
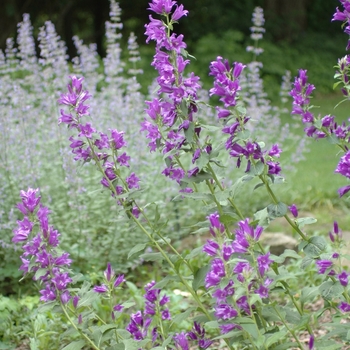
(173, 322, 212, 349)
(58, 75, 140, 202)
(335, 151, 350, 196)
(13, 188, 73, 303)
(203, 215, 274, 334)
(332, 0, 350, 50)
(126, 281, 171, 344)
(142, 0, 207, 188)
(290, 69, 318, 135)
(93, 262, 125, 319)
(209, 57, 282, 174)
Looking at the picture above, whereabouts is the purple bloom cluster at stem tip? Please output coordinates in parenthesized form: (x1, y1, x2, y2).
(143, 0, 209, 188)
(13, 188, 73, 304)
(126, 280, 170, 344)
(58, 76, 140, 202)
(332, 0, 350, 50)
(209, 58, 283, 173)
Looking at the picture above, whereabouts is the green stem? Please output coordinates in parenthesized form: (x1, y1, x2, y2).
(59, 300, 100, 350)
(259, 174, 308, 241)
(272, 304, 305, 349)
(131, 215, 235, 350)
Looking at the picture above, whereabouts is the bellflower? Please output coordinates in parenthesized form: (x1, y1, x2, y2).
(13, 188, 73, 304)
(232, 218, 263, 253)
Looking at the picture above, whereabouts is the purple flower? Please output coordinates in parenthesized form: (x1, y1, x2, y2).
(39, 285, 56, 302)
(309, 334, 315, 350)
(113, 274, 125, 288)
(60, 290, 71, 304)
(268, 144, 282, 158)
(173, 332, 189, 350)
(73, 296, 79, 309)
(236, 295, 251, 314)
(232, 218, 263, 253)
(126, 173, 140, 189)
(339, 301, 350, 313)
(110, 129, 126, 149)
(104, 262, 114, 282)
(255, 278, 273, 298)
(338, 184, 350, 197)
(220, 323, 242, 334)
(288, 204, 298, 218)
(338, 271, 348, 287)
(257, 252, 273, 277)
(52, 272, 72, 290)
(17, 188, 41, 214)
(113, 304, 124, 312)
(93, 284, 108, 293)
(12, 217, 34, 243)
(148, 0, 175, 15)
(161, 308, 171, 320)
(207, 211, 225, 236)
(171, 4, 188, 21)
(212, 280, 234, 304)
(316, 259, 333, 274)
(336, 151, 350, 178)
(215, 303, 238, 320)
(117, 152, 131, 167)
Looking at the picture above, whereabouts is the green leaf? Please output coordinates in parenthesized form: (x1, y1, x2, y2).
(301, 256, 314, 269)
(295, 217, 317, 228)
(326, 134, 339, 144)
(284, 307, 301, 324)
(274, 342, 300, 350)
(272, 249, 301, 264)
(173, 192, 213, 201)
(34, 268, 48, 280)
(127, 243, 147, 259)
(267, 202, 288, 219)
(171, 307, 196, 325)
(300, 286, 320, 305)
(265, 329, 288, 348)
(61, 340, 86, 350)
(37, 300, 57, 313)
(153, 275, 179, 289)
(319, 281, 343, 300)
(303, 236, 327, 258)
(78, 290, 99, 308)
(185, 246, 203, 259)
(253, 207, 270, 228)
(262, 306, 285, 322)
(204, 320, 220, 329)
(196, 152, 210, 171)
(139, 252, 164, 262)
(192, 264, 210, 291)
(184, 122, 195, 143)
(249, 161, 264, 176)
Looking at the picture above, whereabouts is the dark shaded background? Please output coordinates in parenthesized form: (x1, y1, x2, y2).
(0, 0, 341, 58)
